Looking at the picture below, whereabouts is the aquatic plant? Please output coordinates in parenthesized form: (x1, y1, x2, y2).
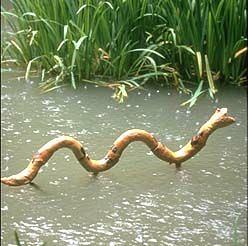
(14, 230, 22, 246)
(157, 0, 247, 105)
(1, 0, 171, 102)
(1, 0, 247, 106)
(232, 215, 240, 246)
(14, 230, 47, 246)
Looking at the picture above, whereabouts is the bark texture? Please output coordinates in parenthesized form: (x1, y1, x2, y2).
(1, 108, 235, 186)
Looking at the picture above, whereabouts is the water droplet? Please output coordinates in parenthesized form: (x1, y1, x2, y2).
(136, 235, 143, 243)
(146, 151, 153, 156)
(110, 212, 118, 217)
(49, 181, 60, 185)
(122, 201, 130, 205)
(1, 206, 8, 211)
(157, 218, 166, 223)
(148, 238, 157, 243)
(24, 118, 31, 123)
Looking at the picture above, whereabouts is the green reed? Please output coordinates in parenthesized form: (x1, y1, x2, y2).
(156, 0, 247, 105)
(1, 0, 169, 101)
(14, 230, 47, 245)
(1, 0, 247, 106)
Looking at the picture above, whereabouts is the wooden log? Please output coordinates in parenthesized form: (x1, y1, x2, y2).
(1, 108, 235, 186)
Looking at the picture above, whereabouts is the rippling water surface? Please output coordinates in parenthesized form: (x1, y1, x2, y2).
(1, 70, 247, 245)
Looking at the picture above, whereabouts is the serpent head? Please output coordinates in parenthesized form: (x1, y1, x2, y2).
(210, 108, 236, 129)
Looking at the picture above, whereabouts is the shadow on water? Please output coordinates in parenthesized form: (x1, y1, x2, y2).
(29, 182, 46, 193)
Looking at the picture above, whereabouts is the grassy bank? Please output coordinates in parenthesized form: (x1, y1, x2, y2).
(1, 0, 247, 106)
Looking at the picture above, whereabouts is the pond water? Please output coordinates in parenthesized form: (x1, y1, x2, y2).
(1, 69, 247, 245)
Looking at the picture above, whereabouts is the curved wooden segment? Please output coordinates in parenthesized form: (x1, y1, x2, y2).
(1, 108, 235, 186)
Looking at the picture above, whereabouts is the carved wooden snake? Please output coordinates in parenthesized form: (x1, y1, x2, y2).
(1, 108, 235, 186)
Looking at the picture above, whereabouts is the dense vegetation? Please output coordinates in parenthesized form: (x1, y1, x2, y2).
(1, 0, 247, 106)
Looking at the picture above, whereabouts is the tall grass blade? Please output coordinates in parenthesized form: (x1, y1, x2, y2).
(1, 0, 246, 104)
(181, 80, 205, 107)
(71, 71, 76, 89)
(234, 47, 247, 58)
(25, 56, 41, 81)
(129, 48, 165, 59)
(205, 54, 217, 97)
(196, 51, 202, 78)
(14, 230, 22, 246)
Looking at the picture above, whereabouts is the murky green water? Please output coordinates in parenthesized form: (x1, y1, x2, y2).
(1, 70, 247, 245)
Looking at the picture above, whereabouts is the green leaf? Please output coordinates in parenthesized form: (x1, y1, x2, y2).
(22, 12, 36, 17)
(40, 84, 66, 94)
(29, 30, 38, 46)
(181, 80, 205, 107)
(76, 4, 95, 15)
(76, 4, 87, 15)
(144, 56, 157, 77)
(204, 54, 217, 95)
(177, 45, 195, 56)
(25, 56, 42, 81)
(10, 40, 27, 63)
(72, 36, 88, 50)
(71, 49, 77, 70)
(1, 11, 19, 18)
(57, 39, 68, 51)
(14, 230, 22, 246)
(196, 51, 202, 78)
(54, 55, 64, 68)
(129, 48, 165, 59)
(63, 25, 68, 40)
(71, 71, 76, 89)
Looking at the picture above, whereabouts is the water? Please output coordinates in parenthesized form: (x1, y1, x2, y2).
(1, 70, 247, 245)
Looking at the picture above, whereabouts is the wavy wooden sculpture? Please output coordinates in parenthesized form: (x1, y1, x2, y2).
(1, 108, 235, 186)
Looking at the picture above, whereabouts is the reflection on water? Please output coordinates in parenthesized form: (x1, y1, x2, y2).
(1, 70, 247, 245)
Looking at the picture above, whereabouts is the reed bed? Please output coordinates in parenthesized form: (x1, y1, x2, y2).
(1, 0, 247, 105)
